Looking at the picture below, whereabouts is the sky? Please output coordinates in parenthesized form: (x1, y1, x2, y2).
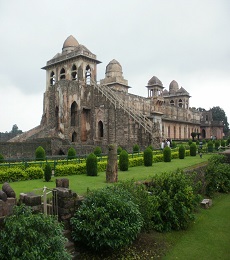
(0, 0, 230, 133)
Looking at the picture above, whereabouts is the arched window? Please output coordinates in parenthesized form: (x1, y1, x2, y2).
(170, 100, 174, 106)
(178, 99, 183, 108)
(85, 65, 91, 84)
(98, 121, 103, 138)
(60, 68, 66, 79)
(50, 71, 55, 86)
(70, 102, 77, 126)
(205, 115, 209, 121)
(72, 131, 77, 142)
(71, 64, 77, 80)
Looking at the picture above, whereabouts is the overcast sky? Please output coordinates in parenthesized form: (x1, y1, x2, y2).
(0, 0, 230, 133)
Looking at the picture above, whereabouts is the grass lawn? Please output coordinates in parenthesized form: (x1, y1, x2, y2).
(163, 193, 230, 260)
(9, 154, 212, 197)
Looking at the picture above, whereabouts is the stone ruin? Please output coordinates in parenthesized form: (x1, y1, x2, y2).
(0, 182, 17, 225)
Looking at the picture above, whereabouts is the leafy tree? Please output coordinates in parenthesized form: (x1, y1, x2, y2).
(0, 204, 71, 260)
(10, 124, 23, 135)
(211, 106, 229, 135)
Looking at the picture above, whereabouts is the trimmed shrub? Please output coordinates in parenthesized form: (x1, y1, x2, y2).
(133, 144, 140, 153)
(143, 147, 153, 166)
(71, 186, 143, 251)
(221, 139, 226, 147)
(44, 163, 52, 182)
(93, 146, 102, 157)
(147, 145, 153, 151)
(190, 143, 197, 156)
(0, 204, 71, 260)
(171, 141, 177, 148)
(117, 146, 122, 155)
(215, 140, 220, 150)
(67, 147, 76, 159)
(207, 140, 214, 152)
(163, 146, 171, 162)
(178, 145, 185, 159)
(0, 154, 4, 163)
(35, 146, 46, 161)
(25, 167, 44, 179)
(188, 139, 193, 146)
(55, 163, 86, 176)
(86, 153, 98, 176)
(119, 149, 129, 171)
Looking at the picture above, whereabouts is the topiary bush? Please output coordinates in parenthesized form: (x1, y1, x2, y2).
(35, 146, 46, 161)
(188, 139, 193, 146)
(178, 145, 185, 159)
(190, 143, 197, 156)
(163, 146, 171, 162)
(207, 140, 214, 152)
(133, 144, 140, 153)
(67, 147, 77, 159)
(147, 145, 153, 151)
(70, 186, 143, 251)
(86, 153, 98, 176)
(0, 154, 4, 163)
(117, 146, 122, 155)
(0, 204, 71, 260)
(119, 149, 129, 171)
(93, 146, 102, 157)
(143, 147, 153, 166)
(44, 163, 52, 182)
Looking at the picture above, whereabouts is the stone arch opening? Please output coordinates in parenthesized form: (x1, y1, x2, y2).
(72, 131, 77, 142)
(71, 64, 77, 80)
(98, 120, 103, 138)
(170, 100, 174, 106)
(85, 65, 91, 84)
(50, 71, 55, 86)
(70, 102, 78, 126)
(60, 68, 66, 79)
(201, 129, 206, 139)
(178, 99, 183, 108)
(58, 149, 65, 155)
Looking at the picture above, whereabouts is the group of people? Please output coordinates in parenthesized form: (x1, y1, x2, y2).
(161, 139, 172, 149)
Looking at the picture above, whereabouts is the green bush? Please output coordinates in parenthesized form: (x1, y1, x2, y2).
(207, 140, 214, 152)
(44, 163, 52, 182)
(67, 147, 77, 159)
(117, 146, 122, 155)
(0, 204, 71, 260)
(86, 153, 98, 176)
(93, 146, 102, 157)
(6, 168, 27, 182)
(35, 146, 46, 161)
(188, 139, 193, 146)
(0, 154, 4, 163)
(171, 141, 177, 148)
(147, 145, 153, 151)
(179, 145, 185, 159)
(143, 147, 153, 166)
(119, 150, 129, 171)
(215, 140, 220, 150)
(129, 157, 144, 167)
(71, 186, 143, 251)
(163, 146, 171, 162)
(205, 154, 230, 197)
(55, 163, 86, 176)
(190, 143, 197, 156)
(133, 144, 140, 153)
(147, 170, 201, 232)
(25, 167, 44, 179)
(221, 139, 226, 147)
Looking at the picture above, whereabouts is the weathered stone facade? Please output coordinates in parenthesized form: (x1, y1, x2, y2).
(4, 35, 223, 158)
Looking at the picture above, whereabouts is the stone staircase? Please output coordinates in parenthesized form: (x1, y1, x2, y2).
(92, 80, 160, 144)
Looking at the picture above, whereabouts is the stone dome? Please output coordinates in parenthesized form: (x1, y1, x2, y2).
(105, 59, 123, 78)
(169, 80, 179, 93)
(62, 35, 79, 54)
(148, 76, 163, 87)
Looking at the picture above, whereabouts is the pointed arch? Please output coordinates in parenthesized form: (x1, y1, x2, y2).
(70, 101, 78, 126)
(72, 131, 77, 142)
(85, 65, 91, 84)
(60, 68, 66, 79)
(170, 100, 174, 106)
(98, 120, 103, 138)
(178, 99, 183, 108)
(71, 64, 77, 80)
(50, 71, 55, 86)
